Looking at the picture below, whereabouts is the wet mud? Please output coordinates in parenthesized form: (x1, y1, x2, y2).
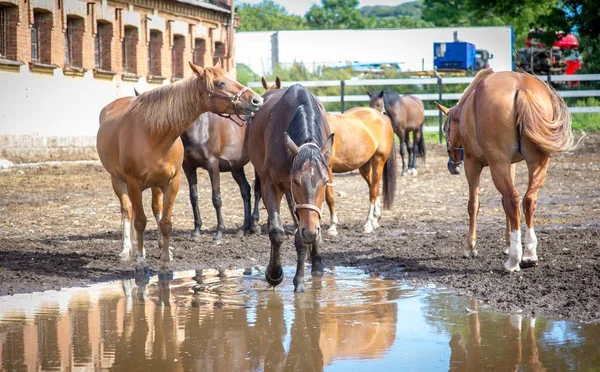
(0, 136, 599, 322)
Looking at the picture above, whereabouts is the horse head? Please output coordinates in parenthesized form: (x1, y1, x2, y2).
(367, 91, 385, 113)
(189, 62, 264, 118)
(435, 102, 463, 175)
(285, 133, 334, 245)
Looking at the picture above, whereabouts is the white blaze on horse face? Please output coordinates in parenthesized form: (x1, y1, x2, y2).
(504, 230, 523, 272)
(523, 227, 538, 262)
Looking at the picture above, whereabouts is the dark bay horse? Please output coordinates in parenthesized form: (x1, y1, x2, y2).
(324, 108, 397, 235)
(368, 91, 425, 176)
(248, 84, 334, 293)
(97, 63, 263, 269)
(435, 69, 579, 271)
(134, 88, 261, 242)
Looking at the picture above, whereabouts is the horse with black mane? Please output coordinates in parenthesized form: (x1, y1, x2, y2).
(248, 84, 334, 293)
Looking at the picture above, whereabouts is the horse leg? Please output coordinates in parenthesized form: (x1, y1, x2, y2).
(522, 156, 549, 267)
(405, 132, 415, 176)
(111, 176, 134, 261)
(250, 170, 262, 234)
(207, 160, 225, 242)
(127, 178, 148, 271)
(231, 167, 252, 235)
(325, 169, 338, 236)
(464, 159, 483, 258)
(151, 187, 163, 249)
(359, 164, 376, 233)
(183, 163, 202, 240)
(504, 164, 516, 254)
(310, 238, 325, 277)
(369, 159, 384, 230)
(489, 163, 522, 272)
(399, 129, 407, 176)
(293, 230, 309, 293)
(263, 182, 285, 288)
(158, 171, 180, 268)
(411, 129, 421, 176)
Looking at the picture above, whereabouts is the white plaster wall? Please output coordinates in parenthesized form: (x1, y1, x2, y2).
(237, 27, 513, 75)
(0, 66, 159, 136)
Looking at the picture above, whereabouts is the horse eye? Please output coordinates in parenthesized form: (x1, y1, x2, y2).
(293, 178, 301, 186)
(216, 82, 225, 88)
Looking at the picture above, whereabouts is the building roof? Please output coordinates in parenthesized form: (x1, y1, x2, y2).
(172, 0, 231, 14)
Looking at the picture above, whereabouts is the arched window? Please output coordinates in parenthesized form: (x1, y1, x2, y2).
(0, 4, 18, 61)
(148, 30, 162, 76)
(213, 41, 225, 68)
(95, 21, 112, 71)
(122, 26, 138, 74)
(193, 38, 205, 67)
(172, 34, 184, 79)
(32, 10, 52, 64)
(64, 16, 84, 68)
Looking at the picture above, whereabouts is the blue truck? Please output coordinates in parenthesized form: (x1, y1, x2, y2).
(433, 41, 477, 71)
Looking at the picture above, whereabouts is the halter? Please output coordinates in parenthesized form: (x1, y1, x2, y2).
(289, 142, 327, 220)
(199, 78, 251, 127)
(445, 113, 464, 166)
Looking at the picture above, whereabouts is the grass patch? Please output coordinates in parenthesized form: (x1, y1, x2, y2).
(571, 98, 600, 132)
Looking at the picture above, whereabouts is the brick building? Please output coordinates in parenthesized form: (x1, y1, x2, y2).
(0, 0, 237, 162)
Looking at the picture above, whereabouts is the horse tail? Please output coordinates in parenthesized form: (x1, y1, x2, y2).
(382, 134, 397, 210)
(515, 83, 581, 153)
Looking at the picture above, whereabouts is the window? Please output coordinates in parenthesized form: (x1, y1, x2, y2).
(213, 41, 225, 67)
(64, 16, 84, 68)
(148, 30, 162, 76)
(193, 38, 205, 67)
(94, 21, 112, 70)
(122, 26, 138, 74)
(32, 10, 52, 64)
(0, 5, 18, 60)
(172, 34, 184, 79)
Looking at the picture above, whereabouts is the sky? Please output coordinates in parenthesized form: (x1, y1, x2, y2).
(238, 0, 414, 16)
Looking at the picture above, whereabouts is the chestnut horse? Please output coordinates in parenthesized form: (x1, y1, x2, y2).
(435, 69, 579, 271)
(368, 91, 425, 176)
(135, 87, 261, 242)
(325, 108, 397, 235)
(248, 84, 334, 293)
(97, 63, 263, 269)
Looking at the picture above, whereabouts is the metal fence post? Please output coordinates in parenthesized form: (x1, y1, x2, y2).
(340, 80, 345, 113)
(434, 70, 443, 144)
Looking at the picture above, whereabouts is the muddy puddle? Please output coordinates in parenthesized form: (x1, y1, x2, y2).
(0, 267, 599, 371)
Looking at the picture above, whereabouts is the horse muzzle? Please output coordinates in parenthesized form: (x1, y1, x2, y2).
(448, 159, 462, 175)
(300, 226, 320, 245)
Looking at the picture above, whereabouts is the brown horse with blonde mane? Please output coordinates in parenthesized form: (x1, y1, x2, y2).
(435, 69, 579, 271)
(248, 83, 334, 293)
(97, 63, 263, 269)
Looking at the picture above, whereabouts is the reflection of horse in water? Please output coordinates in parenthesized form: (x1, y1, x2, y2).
(449, 300, 545, 371)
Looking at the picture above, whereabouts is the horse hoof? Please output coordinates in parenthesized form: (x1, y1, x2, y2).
(235, 229, 244, 238)
(119, 249, 132, 262)
(504, 259, 521, 272)
(520, 259, 539, 268)
(401, 171, 408, 177)
(294, 283, 305, 293)
(250, 224, 262, 235)
(243, 267, 253, 275)
(265, 265, 284, 287)
(363, 225, 374, 234)
(212, 237, 224, 245)
(160, 247, 174, 262)
(327, 228, 338, 237)
(136, 256, 149, 272)
(190, 231, 201, 241)
(411, 168, 418, 176)
(311, 269, 325, 278)
(503, 247, 509, 255)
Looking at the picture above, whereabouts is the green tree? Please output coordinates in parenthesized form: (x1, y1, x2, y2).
(305, 0, 367, 29)
(237, 0, 309, 31)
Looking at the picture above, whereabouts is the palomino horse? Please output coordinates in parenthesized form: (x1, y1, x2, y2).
(248, 84, 334, 293)
(325, 108, 397, 235)
(368, 91, 425, 176)
(97, 63, 263, 269)
(435, 69, 578, 271)
(137, 85, 262, 242)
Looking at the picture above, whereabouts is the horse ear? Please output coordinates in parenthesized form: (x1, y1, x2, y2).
(275, 76, 281, 89)
(284, 132, 299, 157)
(189, 62, 204, 78)
(434, 102, 450, 115)
(320, 133, 335, 161)
(378, 91, 384, 98)
(261, 77, 270, 90)
(134, 88, 140, 97)
(367, 91, 372, 98)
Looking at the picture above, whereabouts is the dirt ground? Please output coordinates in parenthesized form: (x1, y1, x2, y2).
(1, 136, 599, 322)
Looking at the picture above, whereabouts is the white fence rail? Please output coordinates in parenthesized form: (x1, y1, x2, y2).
(249, 73, 600, 139)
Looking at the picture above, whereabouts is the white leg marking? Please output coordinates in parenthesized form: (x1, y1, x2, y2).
(363, 204, 375, 233)
(119, 213, 133, 261)
(504, 230, 522, 272)
(374, 197, 382, 220)
(510, 314, 523, 332)
(327, 212, 339, 236)
(529, 317, 536, 329)
(523, 227, 538, 262)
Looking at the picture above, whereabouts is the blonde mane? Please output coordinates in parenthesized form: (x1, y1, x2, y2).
(457, 68, 494, 106)
(127, 66, 225, 134)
